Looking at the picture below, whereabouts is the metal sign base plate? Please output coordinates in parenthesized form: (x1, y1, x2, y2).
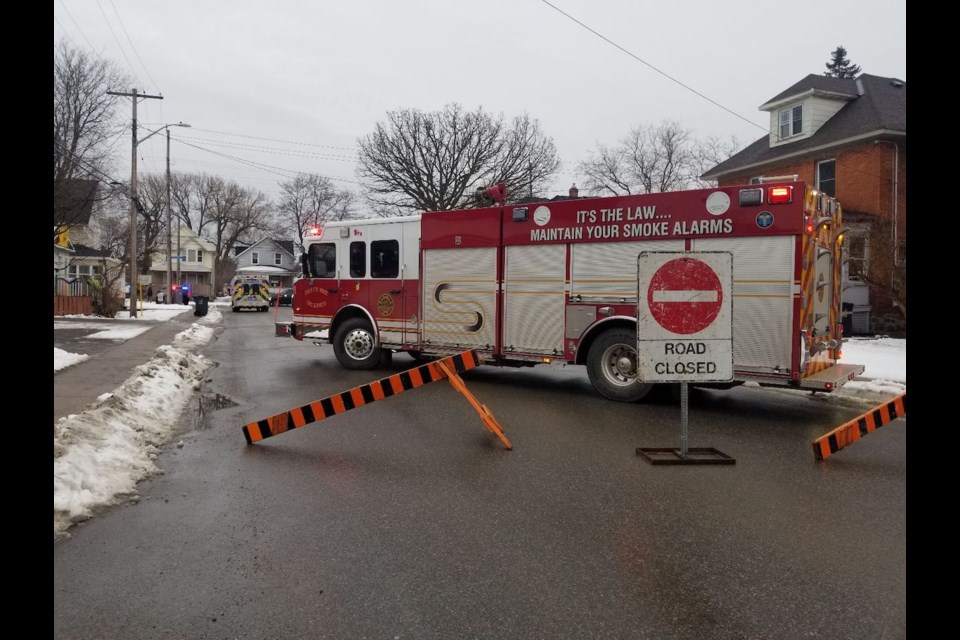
(635, 447, 736, 465)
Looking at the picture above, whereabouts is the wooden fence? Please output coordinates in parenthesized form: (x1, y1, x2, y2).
(53, 276, 93, 316)
(54, 296, 92, 316)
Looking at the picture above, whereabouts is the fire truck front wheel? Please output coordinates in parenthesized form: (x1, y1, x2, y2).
(333, 318, 380, 370)
(586, 328, 654, 402)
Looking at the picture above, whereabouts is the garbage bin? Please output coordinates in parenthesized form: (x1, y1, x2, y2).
(194, 296, 209, 317)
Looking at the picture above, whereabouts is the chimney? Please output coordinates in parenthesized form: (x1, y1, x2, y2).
(569, 183, 579, 198)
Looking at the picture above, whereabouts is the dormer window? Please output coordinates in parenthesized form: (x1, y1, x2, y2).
(778, 104, 803, 140)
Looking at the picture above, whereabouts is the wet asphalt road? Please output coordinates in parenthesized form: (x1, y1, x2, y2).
(53, 307, 906, 640)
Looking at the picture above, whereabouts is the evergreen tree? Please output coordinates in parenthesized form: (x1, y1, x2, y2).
(824, 46, 862, 78)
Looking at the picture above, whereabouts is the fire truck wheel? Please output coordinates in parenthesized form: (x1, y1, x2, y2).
(333, 318, 380, 370)
(586, 328, 654, 402)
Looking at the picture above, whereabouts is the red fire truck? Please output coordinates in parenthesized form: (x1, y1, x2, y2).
(277, 181, 863, 402)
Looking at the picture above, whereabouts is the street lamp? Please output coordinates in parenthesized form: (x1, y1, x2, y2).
(136, 122, 191, 304)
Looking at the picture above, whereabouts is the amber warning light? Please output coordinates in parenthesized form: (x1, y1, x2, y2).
(768, 186, 793, 204)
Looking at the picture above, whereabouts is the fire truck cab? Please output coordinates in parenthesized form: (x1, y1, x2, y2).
(282, 181, 864, 402)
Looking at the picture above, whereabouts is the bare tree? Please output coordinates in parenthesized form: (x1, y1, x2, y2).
(53, 39, 131, 239)
(88, 189, 132, 316)
(196, 176, 275, 291)
(276, 173, 356, 250)
(356, 103, 560, 215)
(168, 171, 195, 232)
(688, 135, 742, 189)
(135, 174, 169, 273)
(579, 121, 707, 196)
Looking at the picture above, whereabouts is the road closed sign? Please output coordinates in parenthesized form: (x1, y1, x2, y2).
(636, 251, 733, 383)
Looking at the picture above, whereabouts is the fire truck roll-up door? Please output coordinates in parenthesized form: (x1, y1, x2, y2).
(693, 235, 795, 377)
(503, 245, 567, 356)
(422, 247, 498, 351)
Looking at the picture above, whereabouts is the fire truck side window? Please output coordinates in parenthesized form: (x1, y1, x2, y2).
(309, 243, 336, 278)
(371, 240, 399, 278)
(349, 241, 366, 278)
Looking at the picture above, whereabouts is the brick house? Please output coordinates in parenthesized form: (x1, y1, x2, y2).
(702, 74, 906, 335)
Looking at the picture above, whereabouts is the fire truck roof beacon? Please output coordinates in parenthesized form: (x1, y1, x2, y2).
(768, 186, 793, 204)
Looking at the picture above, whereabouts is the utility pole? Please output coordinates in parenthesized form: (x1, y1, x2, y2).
(107, 88, 163, 318)
(166, 128, 172, 303)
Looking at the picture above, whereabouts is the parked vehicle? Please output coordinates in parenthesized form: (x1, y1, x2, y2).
(270, 288, 294, 306)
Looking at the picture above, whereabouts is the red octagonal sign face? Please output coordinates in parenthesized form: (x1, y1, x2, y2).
(647, 257, 723, 335)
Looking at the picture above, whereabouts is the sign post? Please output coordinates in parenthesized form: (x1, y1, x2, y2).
(635, 251, 735, 465)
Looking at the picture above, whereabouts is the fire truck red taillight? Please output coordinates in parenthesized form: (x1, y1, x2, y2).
(768, 186, 793, 204)
(805, 221, 814, 235)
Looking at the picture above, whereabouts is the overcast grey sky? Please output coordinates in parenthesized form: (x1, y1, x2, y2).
(54, 0, 906, 213)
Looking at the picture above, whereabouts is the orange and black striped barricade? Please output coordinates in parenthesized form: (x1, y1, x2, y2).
(812, 392, 906, 461)
(242, 350, 512, 450)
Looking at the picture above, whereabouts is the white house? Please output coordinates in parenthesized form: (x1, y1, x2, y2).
(233, 237, 298, 293)
(148, 223, 216, 297)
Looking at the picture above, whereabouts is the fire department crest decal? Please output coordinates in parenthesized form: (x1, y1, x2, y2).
(377, 293, 395, 316)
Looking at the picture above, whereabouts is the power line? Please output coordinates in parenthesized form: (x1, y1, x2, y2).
(109, 0, 161, 93)
(540, 0, 767, 135)
(185, 126, 356, 152)
(95, 0, 143, 88)
(173, 138, 363, 186)
(174, 135, 357, 162)
(56, 0, 99, 53)
(539, 1, 896, 186)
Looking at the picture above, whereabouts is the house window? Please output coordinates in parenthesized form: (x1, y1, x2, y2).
(252, 252, 259, 265)
(188, 249, 203, 263)
(274, 252, 282, 266)
(778, 104, 803, 139)
(197, 250, 203, 263)
(845, 231, 869, 281)
(817, 160, 836, 197)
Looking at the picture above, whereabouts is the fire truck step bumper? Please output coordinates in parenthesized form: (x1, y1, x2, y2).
(800, 363, 865, 391)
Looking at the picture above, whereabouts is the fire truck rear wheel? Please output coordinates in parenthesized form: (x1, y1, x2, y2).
(333, 318, 380, 370)
(586, 328, 654, 402)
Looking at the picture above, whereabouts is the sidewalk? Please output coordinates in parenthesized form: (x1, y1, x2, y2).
(53, 310, 199, 425)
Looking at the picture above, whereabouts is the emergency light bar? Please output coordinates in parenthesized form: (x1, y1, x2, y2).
(768, 186, 793, 204)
